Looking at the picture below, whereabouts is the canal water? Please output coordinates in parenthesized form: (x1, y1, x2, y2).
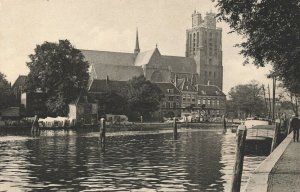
(0, 128, 266, 191)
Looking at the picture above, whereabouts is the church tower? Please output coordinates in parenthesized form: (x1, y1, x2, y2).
(186, 11, 223, 90)
(134, 29, 140, 55)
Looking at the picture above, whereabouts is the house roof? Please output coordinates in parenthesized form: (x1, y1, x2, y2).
(12, 75, 27, 89)
(196, 84, 226, 96)
(81, 49, 135, 66)
(89, 79, 128, 93)
(176, 78, 197, 92)
(92, 64, 143, 81)
(154, 82, 180, 95)
(160, 55, 197, 74)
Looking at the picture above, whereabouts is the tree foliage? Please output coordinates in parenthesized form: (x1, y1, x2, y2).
(126, 75, 163, 120)
(227, 81, 266, 117)
(102, 91, 128, 115)
(0, 72, 13, 110)
(214, 0, 300, 93)
(26, 40, 89, 116)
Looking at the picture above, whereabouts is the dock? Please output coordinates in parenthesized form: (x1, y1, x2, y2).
(245, 132, 299, 192)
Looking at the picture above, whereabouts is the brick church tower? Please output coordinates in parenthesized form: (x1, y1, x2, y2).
(185, 11, 223, 90)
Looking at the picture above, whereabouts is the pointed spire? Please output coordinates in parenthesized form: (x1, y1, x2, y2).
(134, 28, 140, 54)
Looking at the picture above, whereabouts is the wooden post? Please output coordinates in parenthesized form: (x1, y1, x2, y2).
(231, 125, 247, 192)
(100, 118, 106, 145)
(271, 120, 281, 152)
(140, 116, 143, 124)
(173, 118, 178, 139)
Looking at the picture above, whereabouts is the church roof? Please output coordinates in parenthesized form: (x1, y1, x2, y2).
(160, 55, 196, 74)
(81, 49, 135, 66)
(134, 48, 160, 66)
(196, 84, 225, 96)
(92, 64, 143, 81)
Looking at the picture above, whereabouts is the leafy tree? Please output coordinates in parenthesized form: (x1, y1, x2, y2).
(26, 40, 89, 116)
(102, 91, 128, 115)
(227, 81, 266, 118)
(126, 75, 163, 120)
(0, 72, 12, 110)
(214, 0, 300, 94)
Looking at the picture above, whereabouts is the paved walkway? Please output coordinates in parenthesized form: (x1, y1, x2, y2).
(245, 132, 300, 192)
(268, 139, 300, 192)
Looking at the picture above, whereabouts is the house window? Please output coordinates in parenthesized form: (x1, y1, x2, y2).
(182, 94, 186, 101)
(212, 100, 215, 106)
(198, 99, 201, 105)
(187, 94, 191, 101)
(176, 102, 180, 108)
(168, 96, 174, 101)
(166, 102, 170, 108)
(191, 95, 195, 102)
(217, 100, 220, 106)
(167, 89, 174, 93)
(207, 99, 211, 105)
(209, 71, 212, 76)
(170, 102, 173, 108)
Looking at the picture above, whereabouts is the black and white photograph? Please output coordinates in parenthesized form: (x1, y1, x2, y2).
(0, 0, 299, 191)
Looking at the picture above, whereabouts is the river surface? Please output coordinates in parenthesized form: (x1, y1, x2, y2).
(0, 128, 266, 191)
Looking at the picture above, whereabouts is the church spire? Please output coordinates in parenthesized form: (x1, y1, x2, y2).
(134, 29, 140, 54)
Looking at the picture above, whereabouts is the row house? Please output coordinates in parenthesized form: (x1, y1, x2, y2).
(154, 82, 181, 118)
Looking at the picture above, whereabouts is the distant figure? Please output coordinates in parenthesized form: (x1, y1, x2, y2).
(290, 114, 299, 142)
(222, 115, 227, 133)
(31, 115, 40, 133)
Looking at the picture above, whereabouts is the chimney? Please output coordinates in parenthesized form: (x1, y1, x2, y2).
(106, 75, 109, 86)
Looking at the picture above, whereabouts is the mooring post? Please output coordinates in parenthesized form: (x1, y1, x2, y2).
(231, 125, 247, 192)
(271, 119, 281, 152)
(100, 118, 106, 145)
(173, 118, 178, 139)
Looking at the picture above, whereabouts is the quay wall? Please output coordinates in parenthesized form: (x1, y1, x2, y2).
(244, 132, 293, 192)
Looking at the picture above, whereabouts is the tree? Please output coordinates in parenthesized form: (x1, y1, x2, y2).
(26, 40, 89, 116)
(126, 75, 163, 120)
(227, 81, 266, 118)
(214, 0, 300, 94)
(102, 91, 128, 115)
(0, 72, 13, 110)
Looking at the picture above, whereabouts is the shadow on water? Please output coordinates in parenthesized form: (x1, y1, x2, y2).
(0, 128, 267, 191)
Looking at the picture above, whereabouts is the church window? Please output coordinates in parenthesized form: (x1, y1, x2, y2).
(205, 71, 207, 77)
(214, 72, 216, 77)
(209, 71, 212, 76)
(197, 32, 199, 47)
(209, 59, 212, 65)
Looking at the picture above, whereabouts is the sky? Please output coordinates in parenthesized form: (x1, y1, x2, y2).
(0, 0, 273, 94)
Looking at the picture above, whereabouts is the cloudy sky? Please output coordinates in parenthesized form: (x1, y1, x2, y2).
(0, 0, 273, 94)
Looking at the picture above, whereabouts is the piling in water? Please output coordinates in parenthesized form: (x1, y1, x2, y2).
(231, 125, 247, 192)
(173, 118, 178, 140)
(100, 118, 106, 146)
(271, 121, 281, 152)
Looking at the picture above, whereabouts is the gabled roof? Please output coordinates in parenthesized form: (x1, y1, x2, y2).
(134, 48, 160, 66)
(92, 64, 143, 81)
(12, 75, 27, 89)
(196, 84, 226, 96)
(176, 78, 197, 92)
(154, 82, 181, 95)
(160, 55, 197, 74)
(81, 49, 135, 66)
(89, 79, 128, 93)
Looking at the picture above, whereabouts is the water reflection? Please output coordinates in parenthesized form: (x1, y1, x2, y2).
(0, 129, 266, 191)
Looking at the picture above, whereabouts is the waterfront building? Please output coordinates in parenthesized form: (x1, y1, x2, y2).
(154, 82, 181, 119)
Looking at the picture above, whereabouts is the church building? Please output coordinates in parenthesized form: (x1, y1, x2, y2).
(81, 11, 223, 91)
